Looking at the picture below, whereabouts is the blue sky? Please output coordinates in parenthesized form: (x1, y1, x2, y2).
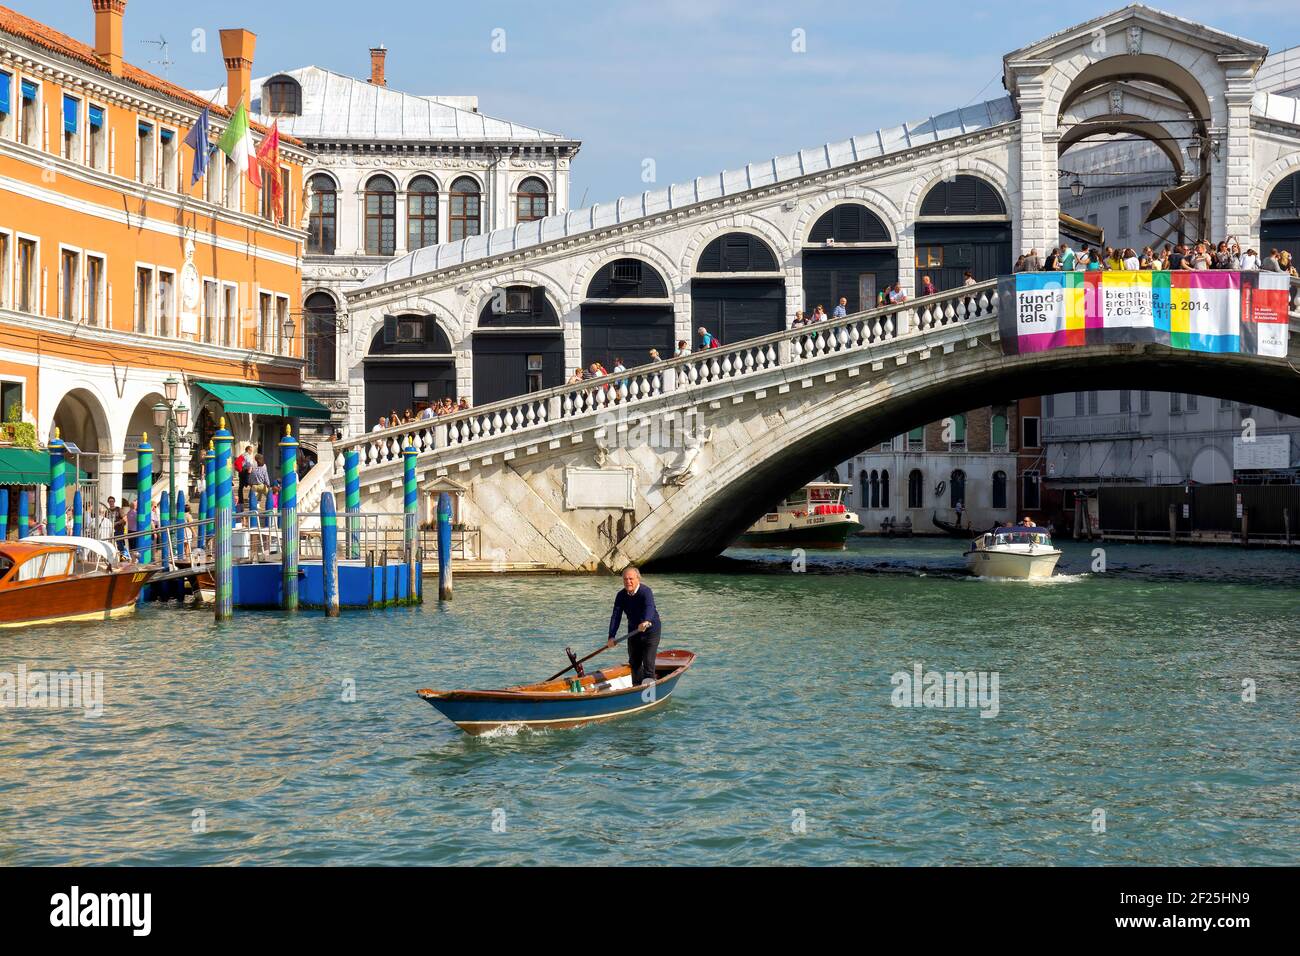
(15, 1, 1300, 204)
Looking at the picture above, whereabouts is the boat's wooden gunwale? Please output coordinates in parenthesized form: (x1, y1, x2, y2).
(418, 651, 695, 703)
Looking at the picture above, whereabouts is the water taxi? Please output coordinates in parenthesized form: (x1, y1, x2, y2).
(964, 526, 1062, 579)
(417, 649, 696, 735)
(0, 536, 154, 628)
(735, 482, 862, 549)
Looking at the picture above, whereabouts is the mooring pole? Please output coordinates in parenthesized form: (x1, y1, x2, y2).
(160, 490, 173, 572)
(345, 448, 360, 560)
(48, 428, 67, 535)
(437, 491, 453, 601)
(213, 420, 234, 621)
(322, 491, 339, 617)
(204, 442, 216, 553)
(403, 444, 418, 605)
(174, 490, 186, 562)
(73, 488, 83, 537)
(17, 489, 28, 539)
(0, 489, 8, 541)
(137, 434, 153, 564)
(280, 425, 299, 612)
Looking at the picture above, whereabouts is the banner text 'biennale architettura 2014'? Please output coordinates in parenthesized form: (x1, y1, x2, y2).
(996, 271, 1291, 357)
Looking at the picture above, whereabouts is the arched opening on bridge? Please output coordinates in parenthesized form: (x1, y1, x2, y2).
(1261, 172, 1300, 262)
(914, 176, 1010, 293)
(802, 203, 897, 313)
(364, 315, 456, 426)
(691, 233, 785, 344)
(581, 258, 674, 372)
(473, 286, 564, 405)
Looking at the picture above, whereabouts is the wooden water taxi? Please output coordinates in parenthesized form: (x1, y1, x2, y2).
(0, 536, 155, 628)
(735, 482, 862, 549)
(417, 649, 696, 735)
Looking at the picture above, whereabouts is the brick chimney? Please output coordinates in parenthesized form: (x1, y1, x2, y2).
(369, 45, 387, 87)
(91, 0, 127, 77)
(219, 29, 257, 110)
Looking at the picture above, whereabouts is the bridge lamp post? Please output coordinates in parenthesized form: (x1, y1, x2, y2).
(1069, 174, 1084, 199)
(152, 375, 191, 533)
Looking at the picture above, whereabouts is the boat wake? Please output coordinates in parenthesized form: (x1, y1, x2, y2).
(961, 572, 1091, 584)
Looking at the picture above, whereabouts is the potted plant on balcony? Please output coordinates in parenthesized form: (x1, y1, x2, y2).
(0, 406, 37, 449)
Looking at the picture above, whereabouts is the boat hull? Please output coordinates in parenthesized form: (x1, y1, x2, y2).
(0, 568, 154, 628)
(735, 518, 862, 550)
(418, 650, 695, 735)
(964, 548, 1062, 579)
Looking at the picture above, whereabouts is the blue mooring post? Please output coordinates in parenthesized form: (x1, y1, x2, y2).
(280, 426, 298, 612)
(345, 448, 360, 559)
(203, 443, 216, 553)
(0, 489, 8, 540)
(402, 444, 417, 605)
(175, 490, 186, 563)
(73, 488, 83, 537)
(137, 434, 153, 564)
(437, 491, 453, 601)
(321, 491, 339, 617)
(48, 428, 67, 535)
(159, 490, 173, 571)
(18, 489, 29, 538)
(213, 421, 234, 622)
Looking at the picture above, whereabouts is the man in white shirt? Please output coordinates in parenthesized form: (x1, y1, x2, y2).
(1240, 248, 1259, 270)
(371, 416, 388, 433)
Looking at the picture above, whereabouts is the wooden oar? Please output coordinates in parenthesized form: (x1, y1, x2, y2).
(545, 637, 622, 682)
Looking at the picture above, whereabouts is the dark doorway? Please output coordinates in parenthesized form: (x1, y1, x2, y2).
(363, 315, 455, 426)
(473, 286, 564, 404)
(581, 258, 674, 371)
(691, 279, 784, 345)
(1261, 171, 1300, 262)
(914, 175, 1011, 292)
(802, 203, 897, 313)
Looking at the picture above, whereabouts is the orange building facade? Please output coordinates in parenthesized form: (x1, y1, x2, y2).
(0, 1, 315, 503)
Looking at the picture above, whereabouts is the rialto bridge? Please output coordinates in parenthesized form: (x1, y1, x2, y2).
(285, 4, 1300, 569)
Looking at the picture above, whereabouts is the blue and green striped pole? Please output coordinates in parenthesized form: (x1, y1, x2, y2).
(160, 490, 173, 570)
(403, 444, 418, 605)
(345, 448, 360, 559)
(174, 490, 186, 561)
(73, 488, 83, 537)
(137, 434, 153, 564)
(203, 443, 216, 552)
(48, 428, 67, 535)
(0, 489, 8, 540)
(280, 425, 298, 611)
(213, 420, 234, 621)
(437, 491, 453, 602)
(18, 490, 29, 538)
(321, 491, 339, 617)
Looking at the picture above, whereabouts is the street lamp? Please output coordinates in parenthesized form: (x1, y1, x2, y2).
(281, 313, 296, 356)
(1069, 174, 1084, 199)
(153, 379, 191, 556)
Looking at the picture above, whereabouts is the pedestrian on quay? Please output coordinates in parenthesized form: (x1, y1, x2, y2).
(250, 454, 270, 507)
(606, 565, 662, 687)
(235, 444, 253, 505)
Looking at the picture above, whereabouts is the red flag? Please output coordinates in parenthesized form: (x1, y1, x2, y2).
(255, 122, 282, 220)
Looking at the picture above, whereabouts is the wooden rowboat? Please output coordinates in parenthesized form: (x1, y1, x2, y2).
(417, 649, 696, 735)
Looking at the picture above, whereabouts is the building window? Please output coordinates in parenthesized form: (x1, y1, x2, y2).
(880, 469, 889, 509)
(223, 152, 239, 208)
(207, 151, 226, 205)
(1169, 392, 1182, 415)
(406, 176, 439, 250)
(449, 176, 481, 242)
(908, 426, 924, 452)
(276, 295, 291, 356)
(262, 77, 302, 116)
(914, 246, 943, 268)
(1140, 390, 1151, 414)
(60, 248, 79, 321)
(304, 292, 337, 381)
(1022, 470, 1041, 510)
(1021, 416, 1040, 449)
(950, 469, 967, 509)
(135, 267, 154, 333)
(1117, 205, 1130, 239)
(526, 353, 545, 393)
(992, 470, 1007, 509)
(280, 168, 291, 225)
(87, 104, 106, 170)
(160, 127, 178, 190)
(515, 177, 548, 222)
(1119, 389, 1131, 413)
(1, 381, 21, 424)
(1185, 393, 1198, 413)
(1088, 390, 1098, 415)
(1045, 394, 1055, 418)
(1074, 391, 1085, 416)
(202, 279, 218, 344)
(84, 254, 103, 327)
(948, 414, 966, 451)
(137, 120, 156, 186)
(17, 238, 37, 313)
(258, 291, 273, 350)
(62, 94, 80, 161)
(869, 470, 879, 508)
(222, 283, 238, 347)
(364, 175, 396, 256)
(306, 174, 336, 254)
(157, 269, 176, 337)
(991, 412, 1008, 451)
(908, 469, 924, 509)
(0, 232, 10, 310)
(0, 71, 12, 140)
(19, 78, 39, 147)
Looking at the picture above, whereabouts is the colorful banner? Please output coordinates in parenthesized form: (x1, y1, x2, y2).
(998, 271, 1290, 358)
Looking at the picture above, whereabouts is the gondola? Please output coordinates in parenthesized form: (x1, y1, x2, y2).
(417, 649, 696, 735)
(931, 513, 974, 538)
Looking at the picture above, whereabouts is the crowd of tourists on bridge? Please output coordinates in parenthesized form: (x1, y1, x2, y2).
(1015, 241, 1299, 276)
(373, 398, 472, 432)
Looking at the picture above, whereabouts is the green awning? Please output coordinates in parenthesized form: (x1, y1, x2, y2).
(197, 382, 332, 420)
(0, 449, 89, 486)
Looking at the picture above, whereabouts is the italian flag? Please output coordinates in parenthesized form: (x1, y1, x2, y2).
(217, 101, 261, 189)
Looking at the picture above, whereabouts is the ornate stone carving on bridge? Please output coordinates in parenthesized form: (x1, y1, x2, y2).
(1109, 88, 1123, 114)
(661, 426, 715, 487)
(1127, 26, 1142, 55)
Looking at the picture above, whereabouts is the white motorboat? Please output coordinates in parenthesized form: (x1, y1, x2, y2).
(964, 525, 1062, 579)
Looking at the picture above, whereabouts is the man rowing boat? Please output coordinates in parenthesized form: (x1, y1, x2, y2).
(606, 566, 662, 686)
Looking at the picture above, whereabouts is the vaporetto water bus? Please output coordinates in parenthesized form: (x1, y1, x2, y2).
(735, 482, 862, 550)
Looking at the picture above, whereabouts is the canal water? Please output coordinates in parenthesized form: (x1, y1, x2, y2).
(2, 538, 1297, 866)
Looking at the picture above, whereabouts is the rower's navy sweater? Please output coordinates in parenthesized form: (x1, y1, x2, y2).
(609, 585, 662, 640)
